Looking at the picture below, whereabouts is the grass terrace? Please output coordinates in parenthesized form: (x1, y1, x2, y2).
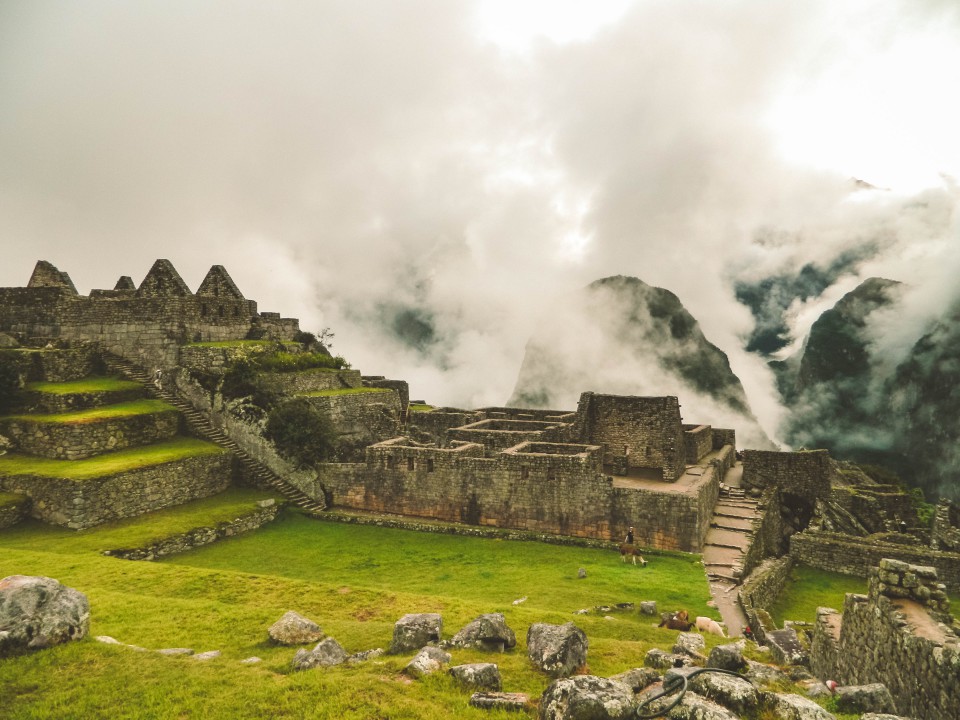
(408, 403, 434, 412)
(185, 340, 276, 348)
(0, 490, 26, 508)
(0, 506, 867, 718)
(0, 438, 225, 481)
(2, 399, 175, 424)
(25, 377, 143, 395)
(300, 387, 392, 398)
(769, 564, 867, 624)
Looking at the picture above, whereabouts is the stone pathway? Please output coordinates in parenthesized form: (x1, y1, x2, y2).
(701, 463, 759, 637)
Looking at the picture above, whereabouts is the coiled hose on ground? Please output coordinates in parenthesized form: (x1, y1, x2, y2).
(634, 666, 744, 718)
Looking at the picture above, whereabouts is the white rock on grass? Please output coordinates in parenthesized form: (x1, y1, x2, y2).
(268, 610, 324, 645)
(404, 646, 451, 678)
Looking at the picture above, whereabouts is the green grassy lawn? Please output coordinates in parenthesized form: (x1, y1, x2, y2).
(0, 438, 224, 481)
(2, 399, 175, 424)
(769, 564, 867, 624)
(300, 387, 392, 397)
(25, 377, 143, 395)
(408, 403, 434, 412)
(0, 511, 729, 719)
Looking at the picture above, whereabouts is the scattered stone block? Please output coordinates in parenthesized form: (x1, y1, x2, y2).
(449, 613, 516, 652)
(469, 691, 529, 712)
(291, 637, 348, 670)
(240, 656, 262, 664)
(673, 631, 706, 658)
(157, 648, 194, 656)
(405, 645, 450, 678)
(835, 683, 897, 715)
(764, 692, 836, 719)
(448, 663, 502, 691)
(706, 642, 746, 671)
(577, 568, 586, 579)
(192, 650, 221, 661)
(389, 613, 442, 654)
(95, 635, 121, 645)
(608, 667, 659, 693)
(766, 627, 807, 666)
(644, 648, 694, 669)
(637, 688, 739, 720)
(346, 648, 384, 664)
(639, 601, 658, 615)
(538, 675, 634, 720)
(744, 659, 788, 686)
(268, 610, 324, 645)
(526, 622, 588, 678)
(0, 575, 90, 656)
(689, 670, 759, 715)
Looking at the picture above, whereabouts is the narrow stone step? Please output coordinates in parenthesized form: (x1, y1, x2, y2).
(704, 541, 744, 551)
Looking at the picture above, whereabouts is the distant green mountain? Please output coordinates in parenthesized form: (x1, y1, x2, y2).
(776, 276, 960, 499)
(509, 276, 772, 448)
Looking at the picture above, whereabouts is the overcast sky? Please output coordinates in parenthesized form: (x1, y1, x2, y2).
(2, 1, 958, 437)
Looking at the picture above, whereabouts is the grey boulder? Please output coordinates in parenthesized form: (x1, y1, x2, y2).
(835, 683, 897, 715)
(689, 671, 759, 715)
(539, 675, 634, 720)
(527, 622, 588, 677)
(673, 632, 705, 658)
(405, 645, 451, 678)
(608, 667, 660, 693)
(389, 613, 442, 654)
(0, 575, 90, 656)
(268, 610, 324, 645)
(764, 693, 836, 720)
(706, 642, 746, 671)
(449, 662, 502, 691)
(291, 637, 348, 670)
(449, 612, 516, 652)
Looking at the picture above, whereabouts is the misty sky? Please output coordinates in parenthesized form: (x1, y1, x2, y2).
(2, 0, 959, 440)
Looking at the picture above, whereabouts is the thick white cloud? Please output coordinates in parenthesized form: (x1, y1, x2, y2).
(1, 0, 958, 440)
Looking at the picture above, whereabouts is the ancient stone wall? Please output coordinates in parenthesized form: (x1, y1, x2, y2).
(3, 345, 101, 383)
(740, 487, 784, 577)
(319, 437, 718, 551)
(0, 452, 233, 529)
(711, 428, 736, 450)
(178, 342, 302, 373)
(0, 408, 180, 460)
(0, 493, 30, 529)
(811, 561, 959, 720)
(931, 498, 960, 551)
(742, 449, 832, 500)
(738, 555, 794, 619)
(683, 424, 712, 464)
(258, 369, 362, 395)
(480, 407, 577, 423)
(574, 393, 686, 481)
(21, 385, 144, 414)
(362, 377, 410, 408)
(302, 390, 401, 458)
(790, 529, 960, 594)
(406, 410, 484, 445)
(102, 503, 281, 560)
(447, 419, 569, 457)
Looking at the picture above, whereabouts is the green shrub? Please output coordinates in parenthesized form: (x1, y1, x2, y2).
(255, 351, 349, 373)
(265, 398, 337, 467)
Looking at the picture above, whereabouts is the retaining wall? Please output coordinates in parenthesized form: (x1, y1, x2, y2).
(0, 452, 233, 529)
(790, 530, 960, 594)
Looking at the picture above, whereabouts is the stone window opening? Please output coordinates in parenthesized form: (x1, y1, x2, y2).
(232, 306, 240, 318)
(200, 303, 208, 317)
(217, 306, 225, 318)
(521, 466, 529, 480)
(387, 456, 396, 470)
(547, 467, 556, 481)
(407, 457, 415, 471)
(427, 458, 434, 472)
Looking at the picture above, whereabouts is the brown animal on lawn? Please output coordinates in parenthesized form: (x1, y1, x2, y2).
(658, 610, 693, 631)
(619, 544, 648, 566)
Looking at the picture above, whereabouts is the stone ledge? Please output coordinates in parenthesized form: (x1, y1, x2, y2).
(102, 503, 284, 560)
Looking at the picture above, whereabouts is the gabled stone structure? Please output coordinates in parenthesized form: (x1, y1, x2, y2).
(0, 260, 300, 368)
(27, 260, 78, 294)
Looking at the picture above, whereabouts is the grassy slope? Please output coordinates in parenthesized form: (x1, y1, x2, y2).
(0, 511, 727, 720)
(0, 438, 224, 480)
(769, 564, 867, 624)
(2, 399, 175, 424)
(25, 378, 142, 395)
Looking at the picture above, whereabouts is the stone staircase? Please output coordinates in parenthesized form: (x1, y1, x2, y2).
(701, 466, 761, 636)
(102, 354, 325, 515)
